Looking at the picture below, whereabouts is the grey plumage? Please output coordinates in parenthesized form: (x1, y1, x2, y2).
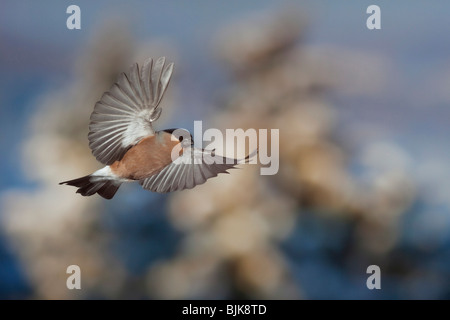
(139, 148, 247, 193)
(88, 57, 174, 165)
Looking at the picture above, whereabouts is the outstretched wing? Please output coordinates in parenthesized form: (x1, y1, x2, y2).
(139, 148, 249, 193)
(88, 57, 174, 165)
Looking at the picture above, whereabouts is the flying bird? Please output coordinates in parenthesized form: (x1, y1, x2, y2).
(60, 57, 254, 199)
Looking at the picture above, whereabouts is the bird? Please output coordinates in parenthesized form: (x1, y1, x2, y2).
(60, 57, 256, 199)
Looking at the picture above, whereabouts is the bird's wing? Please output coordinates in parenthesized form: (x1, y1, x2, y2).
(139, 148, 251, 193)
(88, 57, 174, 165)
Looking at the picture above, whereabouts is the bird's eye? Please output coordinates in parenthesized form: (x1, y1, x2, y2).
(179, 136, 184, 142)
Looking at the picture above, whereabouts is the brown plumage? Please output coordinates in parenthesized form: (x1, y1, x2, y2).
(110, 133, 181, 180)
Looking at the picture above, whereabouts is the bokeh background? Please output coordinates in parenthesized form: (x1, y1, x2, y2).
(1, 0, 450, 299)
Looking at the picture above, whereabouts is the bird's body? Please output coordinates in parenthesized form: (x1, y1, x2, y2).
(60, 57, 253, 199)
(110, 132, 180, 180)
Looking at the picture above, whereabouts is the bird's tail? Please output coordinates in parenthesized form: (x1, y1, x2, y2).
(59, 175, 121, 199)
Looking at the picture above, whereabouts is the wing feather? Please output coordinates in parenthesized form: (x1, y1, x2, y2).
(89, 57, 174, 165)
(139, 148, 242, 193)
(141, 58, 153, 104)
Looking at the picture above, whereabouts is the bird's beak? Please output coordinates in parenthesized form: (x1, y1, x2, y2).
(181, 139, 192, 148)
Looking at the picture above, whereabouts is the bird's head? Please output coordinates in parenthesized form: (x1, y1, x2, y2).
(164, 128, 193, 148)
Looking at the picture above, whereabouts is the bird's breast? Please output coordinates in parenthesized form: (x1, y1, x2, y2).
(110, 134, 181, 180)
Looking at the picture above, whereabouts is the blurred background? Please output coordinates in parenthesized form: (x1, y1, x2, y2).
(1, 0, 450, 299)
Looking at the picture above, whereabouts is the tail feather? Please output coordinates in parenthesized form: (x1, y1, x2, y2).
(59, 175, 120, 199)
(77, 180, 107, 197)
(97, 182, 120, 200)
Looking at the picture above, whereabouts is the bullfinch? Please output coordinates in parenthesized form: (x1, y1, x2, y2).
(60, 57, 254, 199)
